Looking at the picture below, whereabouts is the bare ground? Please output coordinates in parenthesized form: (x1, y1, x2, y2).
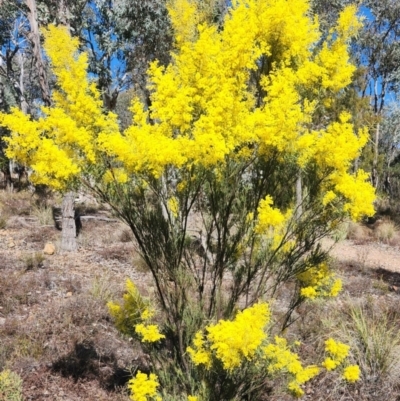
(329, 238, 400, 274)
(0, 195, 152, 401)
(1, 191, 400, 400)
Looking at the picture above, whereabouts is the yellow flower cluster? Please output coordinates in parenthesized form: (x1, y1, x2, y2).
(167, 0, 199, 45)
(128, 371, 161, 401)
(187, 332, 212, 368)
(322, 338, 360, 382)
(135, 324, 165, 343)
(167, 197, 179, 218)
(141, 308, 155, 321)
(102, 168, 129, 184)
(0, 0, 375, 222)
(108, 279, 164, 343)
(297, 262, 342, 300)
(208, 302, 270, 370)
(0, 25, 120, 189)
(322, 338, 350, 370)
(343, 365, 361, 382)
(107, 279, 145, 332)
(263, 336, 320, 397)
(255, 195, 286, 234)
(0, 369, 23, 399)
(187, 304, 359, 396)
(187, 302, 270, 370)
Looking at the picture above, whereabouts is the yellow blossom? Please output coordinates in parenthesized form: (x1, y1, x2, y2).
(167, 197, 179, 218)
(288, 381, 304, 398)
(297, 262, 342, 300)
(255, 196, 286, 234)
(322, 357, 338, 371)
(206, 303, 270, 370)
(322, 190, 337, 206)
(329, 279, 342, 297)
(300, 286, 318, 299)
(325, 338, 349, 363)
(343, 365, 361, 382)
(108, 279, 157, 337)
(141, 308, 155, 321)
(135, 324, 165, 343)
(263, 336, 319, 395)
(188, 303, 270, 371)
(0, 1, 374, 224)
(128, 371, 161, 401)
(187, 331, 213, 369)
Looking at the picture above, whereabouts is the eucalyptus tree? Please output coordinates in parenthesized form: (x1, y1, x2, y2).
(0, 1, 34, 189)
(356, 0, 400, 189)
(377, 100, 400, 197)
(311, 0, 400, 192)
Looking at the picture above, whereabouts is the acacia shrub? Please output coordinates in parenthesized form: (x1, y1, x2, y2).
(0, 0, 375, 399)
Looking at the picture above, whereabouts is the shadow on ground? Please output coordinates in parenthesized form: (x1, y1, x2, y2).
(52, 340, 131, 390)
(374, 267, 400, 289)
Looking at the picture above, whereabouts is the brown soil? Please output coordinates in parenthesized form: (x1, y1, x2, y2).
(1, 192, 400, 400)
(0, 200, 152, 401)
(328, 238, 400, 273)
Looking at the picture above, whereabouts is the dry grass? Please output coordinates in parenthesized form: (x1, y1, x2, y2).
(20, 252, 46, 271)
(0, 191, 32, 217)
(2, 189, 400, 400)
(90, 270, 119, 302)
(374, 220, 398, 244)
(31, 204, 54, 226)
(319, 297, 400, 400)
(0, 270, 51, 315)
(0, 190, 144, 400)
(0, 216, 7, 230)
(118, 228, 133, 243)
(132, 253, 150, 273)
(98, 244, 134, 263)
(374, 197, 400, 226)
(346, 221, 371, 243)
(356, 247, 370, 271)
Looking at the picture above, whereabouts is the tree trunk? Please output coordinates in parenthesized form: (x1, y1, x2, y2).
(17, 52, 29, 114)
(61, 192, 77, 252)
(372, 123, 380, 189)
(26, 1, 79, 251)
(25, 0, 51, 106)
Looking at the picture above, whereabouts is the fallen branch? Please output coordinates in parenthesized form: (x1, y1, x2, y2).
(79, 215, 119, 223)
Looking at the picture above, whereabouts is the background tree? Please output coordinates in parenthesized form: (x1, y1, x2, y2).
(355, 0, 400, 190)
(376, 99, 400, 197)
(0, 1, 35, 190)
(312, 0, 400, 195)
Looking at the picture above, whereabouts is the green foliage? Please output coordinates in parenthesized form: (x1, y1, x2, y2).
(107, 279, 151, 338)
(0, 369, 23, 401)
(342, 302, 400, 381)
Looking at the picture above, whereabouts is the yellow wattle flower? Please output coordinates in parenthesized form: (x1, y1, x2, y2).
(343, 365, 361, 382)
(135, 324, 165, 343)
(128, 371, 161, 401)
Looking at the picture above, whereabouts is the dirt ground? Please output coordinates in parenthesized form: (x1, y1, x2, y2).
(1, 192, 400, 400)
(330, 239, 400, 272)
(0, 195, 151, 400)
